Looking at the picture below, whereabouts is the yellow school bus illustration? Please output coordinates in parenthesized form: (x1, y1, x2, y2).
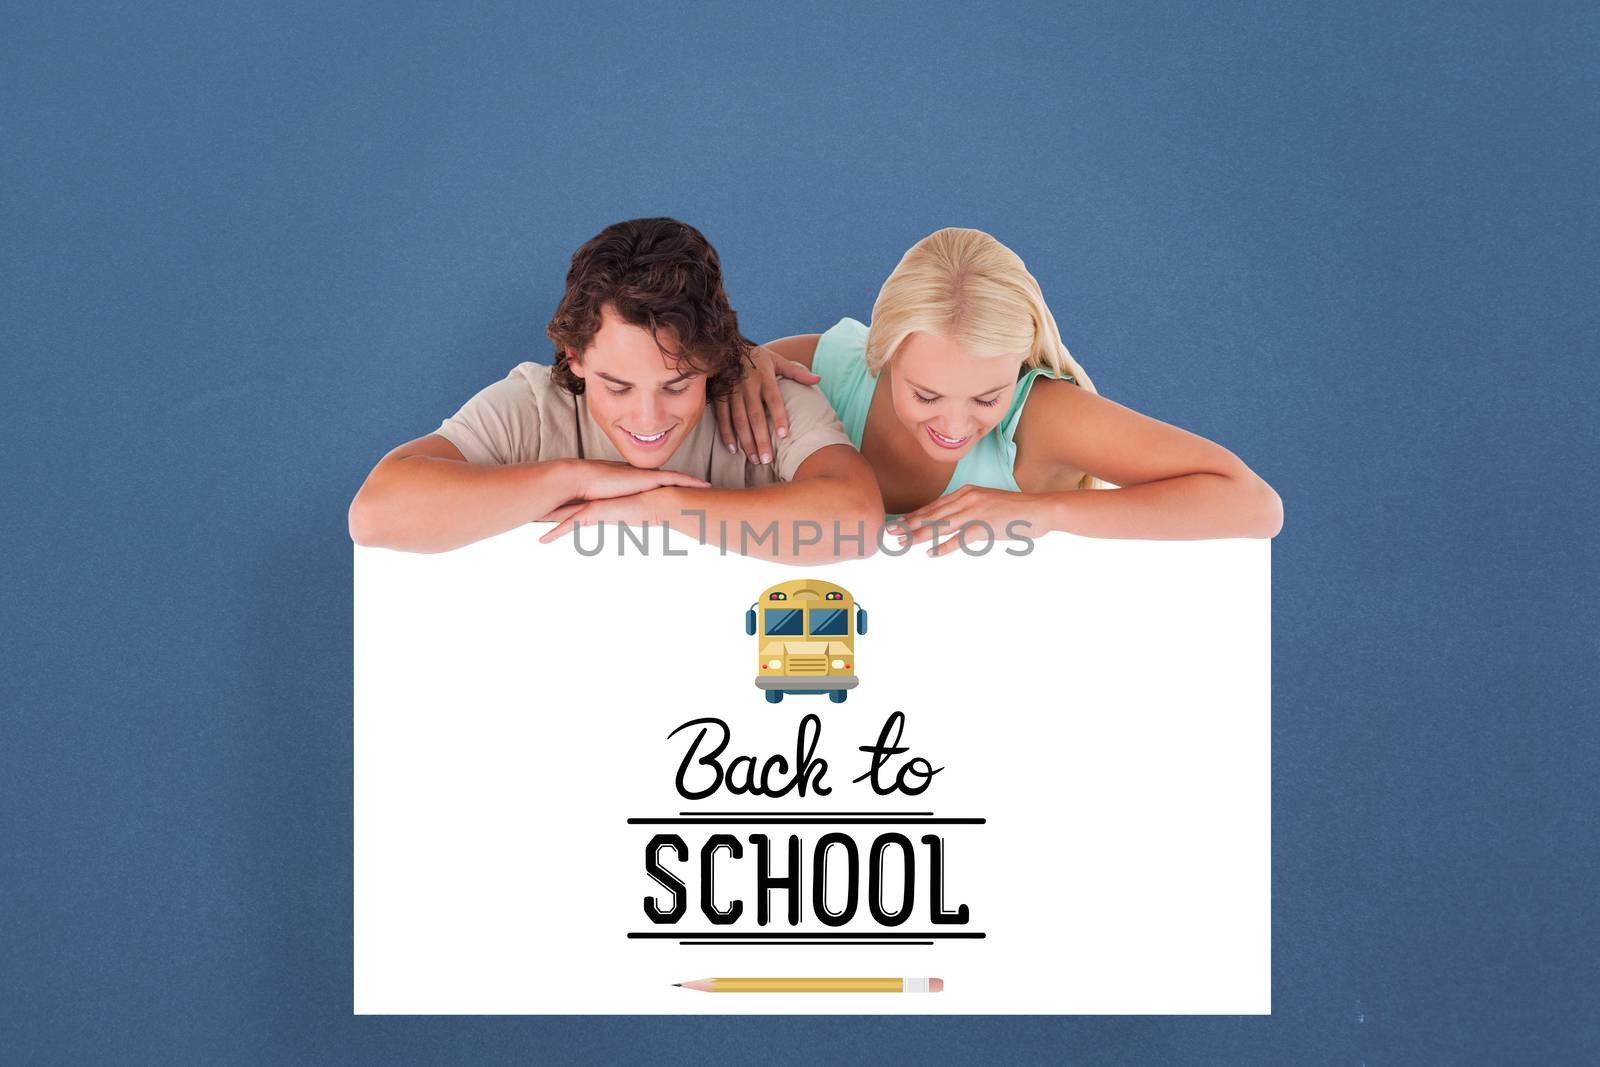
(745, 579, 868, 704)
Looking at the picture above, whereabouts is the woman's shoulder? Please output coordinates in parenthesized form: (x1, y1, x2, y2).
(822, 316, 869, 339)
(1003, 367, 1081, 443)
(803, 318, 874, 443)
(1005, 372, 1100, 490)
(813, 317, 870, 371)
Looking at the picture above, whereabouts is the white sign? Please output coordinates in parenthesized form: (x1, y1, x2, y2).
(355, 528, 1270, 1014)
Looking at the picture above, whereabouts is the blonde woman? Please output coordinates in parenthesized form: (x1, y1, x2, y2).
(718, 227, 1283, 553)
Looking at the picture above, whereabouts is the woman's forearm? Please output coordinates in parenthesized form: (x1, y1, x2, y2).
(349, 456, 582, 553)
(1041, 471, 1283, 540)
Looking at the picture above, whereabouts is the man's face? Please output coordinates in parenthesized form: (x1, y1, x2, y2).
(566, 304, 708, 468)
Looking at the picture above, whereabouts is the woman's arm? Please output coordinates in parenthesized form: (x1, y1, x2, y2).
(1015, 381, 1281, 537)
(898, 380, 1282, 549)
(347, 434, 710, 553)
(762, 334, 822, 369)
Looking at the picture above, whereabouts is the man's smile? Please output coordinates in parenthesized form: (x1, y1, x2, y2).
(622, 426, 673, 449)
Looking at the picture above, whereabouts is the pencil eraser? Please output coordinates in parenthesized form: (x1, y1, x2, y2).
(929, 978, 944, 993)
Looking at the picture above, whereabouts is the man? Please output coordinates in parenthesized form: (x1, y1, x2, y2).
(348, 218, 881, 561)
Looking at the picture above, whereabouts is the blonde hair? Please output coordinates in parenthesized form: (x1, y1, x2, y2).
(866, 227, 1102, 489)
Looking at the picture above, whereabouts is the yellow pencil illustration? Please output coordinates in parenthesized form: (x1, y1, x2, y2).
(674, 977, 943, 993)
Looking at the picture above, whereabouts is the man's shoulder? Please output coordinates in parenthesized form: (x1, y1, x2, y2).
(498, 361, 576, 415)
(438, 360, 581, 465)
(768, 377, 852, 482)
(775, 377, 844, 421)
(775, 375, 825, 401)
(502, 360, 556, 393)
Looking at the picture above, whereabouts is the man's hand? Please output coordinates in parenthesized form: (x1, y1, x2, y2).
(536, 487, 679, 544)
(567, 459, 709, 501)
(713, 344, 821, 464)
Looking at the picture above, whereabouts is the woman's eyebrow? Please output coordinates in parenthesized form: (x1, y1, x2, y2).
(595, 372, 633, 386)
(905, 377, 1011, 398)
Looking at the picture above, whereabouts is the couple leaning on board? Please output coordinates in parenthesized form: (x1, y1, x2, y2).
(348, 217, 1282, 562)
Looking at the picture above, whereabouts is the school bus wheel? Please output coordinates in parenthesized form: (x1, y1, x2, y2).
(765, 691, 784, 704)
(828, 690, 848, 704)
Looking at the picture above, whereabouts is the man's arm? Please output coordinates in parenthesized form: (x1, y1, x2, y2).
(347, 434, 709, 554)
(540, 443, 885, 564)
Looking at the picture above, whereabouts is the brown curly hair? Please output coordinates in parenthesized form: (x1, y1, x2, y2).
(547, 218, 752, 400)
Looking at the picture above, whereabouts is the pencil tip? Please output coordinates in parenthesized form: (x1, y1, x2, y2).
(671, 983, 681, 987)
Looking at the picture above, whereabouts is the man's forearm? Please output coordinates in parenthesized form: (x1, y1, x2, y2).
(650, 479, 884, 563)
(350, 456, 581, 553)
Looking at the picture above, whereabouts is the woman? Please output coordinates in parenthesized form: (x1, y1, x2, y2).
(717, 227, 1282, 553)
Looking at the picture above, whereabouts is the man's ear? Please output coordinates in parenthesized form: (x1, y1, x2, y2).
(564, 346, 585, 378)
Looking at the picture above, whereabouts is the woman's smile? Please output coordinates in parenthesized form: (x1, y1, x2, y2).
(924, 424, 972, 450)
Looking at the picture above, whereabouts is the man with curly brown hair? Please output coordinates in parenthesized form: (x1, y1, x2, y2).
(348, 218, 882, 560)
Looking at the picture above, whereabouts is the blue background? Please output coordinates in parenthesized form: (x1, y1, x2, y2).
(3, 1, 1595, 1061)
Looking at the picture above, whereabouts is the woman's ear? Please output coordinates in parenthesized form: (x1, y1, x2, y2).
(564, 346, 585, 378)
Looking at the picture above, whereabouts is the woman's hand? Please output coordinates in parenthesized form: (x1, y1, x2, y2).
(892, 486, 1055, 557)
(713, 344, 822, 464)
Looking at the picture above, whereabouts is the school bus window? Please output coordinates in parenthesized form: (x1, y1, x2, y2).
(810, 609, 849, 636)
(748, 580, 864, 704)
(764, 608, 804, 636)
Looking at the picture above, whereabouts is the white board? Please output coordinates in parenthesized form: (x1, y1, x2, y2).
(354, 527, 1270, 1014)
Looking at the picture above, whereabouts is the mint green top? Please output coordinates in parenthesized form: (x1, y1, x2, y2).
(811, 317, 1074, 500)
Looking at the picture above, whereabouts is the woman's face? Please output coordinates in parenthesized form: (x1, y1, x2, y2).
(888, 331, 1025, 463)
(567, 304, 708, 468)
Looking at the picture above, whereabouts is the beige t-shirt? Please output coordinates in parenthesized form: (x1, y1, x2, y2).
(433, 362, 851, 486)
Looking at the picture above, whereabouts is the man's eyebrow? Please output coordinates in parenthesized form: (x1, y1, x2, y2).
(905, 378, 1011, 398)
(597, 369, 700, 387)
